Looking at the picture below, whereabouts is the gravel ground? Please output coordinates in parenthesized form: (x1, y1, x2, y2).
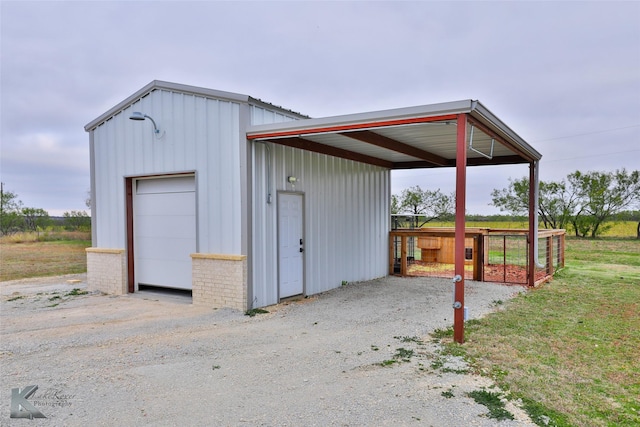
(0, 274, 537, 426)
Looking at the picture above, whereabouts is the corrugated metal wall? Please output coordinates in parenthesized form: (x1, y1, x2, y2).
(91, 89, 242, 254)
(91, 87, 389, 308)
(250, 104, 302, 125)
(251, 143, 390, 308)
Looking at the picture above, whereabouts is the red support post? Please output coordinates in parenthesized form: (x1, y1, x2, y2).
(528, 162, 536, 287)
(454, 114, 467, 344)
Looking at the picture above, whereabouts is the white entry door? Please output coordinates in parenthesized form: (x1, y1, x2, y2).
(134, 176, 196, 290)
(278, 193, 304, 298)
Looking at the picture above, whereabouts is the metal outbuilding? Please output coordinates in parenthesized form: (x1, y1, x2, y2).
(85, 80, 542, 342)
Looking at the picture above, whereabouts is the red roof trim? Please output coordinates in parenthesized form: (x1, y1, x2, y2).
(246, 114, 458, 140)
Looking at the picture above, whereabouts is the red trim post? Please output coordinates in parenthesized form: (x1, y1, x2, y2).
(454, 114, 468, 344)
(126, 178, 135, 293)
(528, 162, 536, 287)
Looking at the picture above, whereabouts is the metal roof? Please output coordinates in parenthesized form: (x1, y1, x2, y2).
(84, 80, 308, 132)
(246, 99, 541, 169)
(85, 81, 541, 168)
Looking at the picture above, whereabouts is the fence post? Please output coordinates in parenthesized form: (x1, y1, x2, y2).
(389, 233, 395, 275)
(473, 234, 482, 281)
(401, 235, 408, 276)
(503, 235, 507, 283)
(546, 236, 553, 276)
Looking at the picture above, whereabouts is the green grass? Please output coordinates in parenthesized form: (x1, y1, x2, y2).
(0, 237, 91, 281)
(393, 347, 414, 362)
(66, 288, 89, 296)
(427, 220, 531, 229)
(467, 389, 514, 421)
(438, 237, 640, 426)
(244, 308, 269, 317)
(441, 389, 455, 398)
(426, 220, 637, 237)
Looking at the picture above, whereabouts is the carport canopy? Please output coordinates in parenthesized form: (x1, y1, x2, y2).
(246, 99, 541, 169)
(246, 99, 542, 343)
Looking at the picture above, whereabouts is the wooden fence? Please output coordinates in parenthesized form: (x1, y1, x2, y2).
(389, 227, 565, 286)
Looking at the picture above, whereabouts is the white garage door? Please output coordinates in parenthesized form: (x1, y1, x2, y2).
(134, 176, 196, 290)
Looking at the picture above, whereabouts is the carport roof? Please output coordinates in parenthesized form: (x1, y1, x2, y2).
(246, 99, 541, 169)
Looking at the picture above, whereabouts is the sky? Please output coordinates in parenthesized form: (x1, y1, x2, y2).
(1, 1, 639, 216)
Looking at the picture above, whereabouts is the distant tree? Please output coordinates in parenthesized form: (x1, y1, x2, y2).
(0, 184, 24, 235)
(396, 185, 454, 227)
(63, 210, 90, 231)
(466, 213, 528, 222)
(490, 177, 576, 229)
(626, 207, 640, 239)
(568, 169, 640, 238)
(491, 169, 640, 238)
(390, 194, 400, 215)
(538, 181, 581, 230)
(490, 177, 529, 216)
(22, 207, 50, 235)
(613, 210, 640, 222)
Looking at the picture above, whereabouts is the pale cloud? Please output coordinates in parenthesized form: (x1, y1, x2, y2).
(5, 133, 88, 173)
(1, 1, 638, 215)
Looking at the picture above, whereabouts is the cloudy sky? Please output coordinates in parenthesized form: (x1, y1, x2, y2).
(2, 1, 639, 216)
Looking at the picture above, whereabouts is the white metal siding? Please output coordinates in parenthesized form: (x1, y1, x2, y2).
(251, 143, 390, 308)
(91, 89, 242, 254)
(90, 84, 389, 308)
(250, 104, 302, 125)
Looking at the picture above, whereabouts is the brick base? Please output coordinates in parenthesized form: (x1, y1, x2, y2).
(86, 248, 127, 295)
(85, 249, 247, 310)
(191, 253, 247, 311)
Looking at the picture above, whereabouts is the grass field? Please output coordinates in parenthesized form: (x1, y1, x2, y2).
(425, 220, 638, 237)
(436, 236, 640, 426)
(0, 231, 91, 281)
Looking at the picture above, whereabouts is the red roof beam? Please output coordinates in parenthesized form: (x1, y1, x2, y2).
(246, 114, 459, 140)
(341, 130, 450, 167)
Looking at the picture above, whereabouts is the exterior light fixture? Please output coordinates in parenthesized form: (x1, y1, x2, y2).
(287, 176, 298, 190)
(129, 111, 163, 138)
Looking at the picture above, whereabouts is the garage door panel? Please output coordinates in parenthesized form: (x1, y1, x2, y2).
(135, 192, 196, 216)
(135, 215, 196, 239)
(137, 259, 192, 290)
(136, 237, 195, 260)
(137, 176, 195, 194)
(134, 176, 196, 290)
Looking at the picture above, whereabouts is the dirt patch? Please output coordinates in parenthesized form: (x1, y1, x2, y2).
(406, 261, 549, 285)
(483, 264, 549, 284)
(1, 274, 536, 426)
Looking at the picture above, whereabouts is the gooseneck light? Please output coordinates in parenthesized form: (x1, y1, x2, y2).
(129, 111, 164, 138)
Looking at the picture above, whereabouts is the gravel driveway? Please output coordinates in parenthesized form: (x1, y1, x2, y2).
(1, 274, 536, 426)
